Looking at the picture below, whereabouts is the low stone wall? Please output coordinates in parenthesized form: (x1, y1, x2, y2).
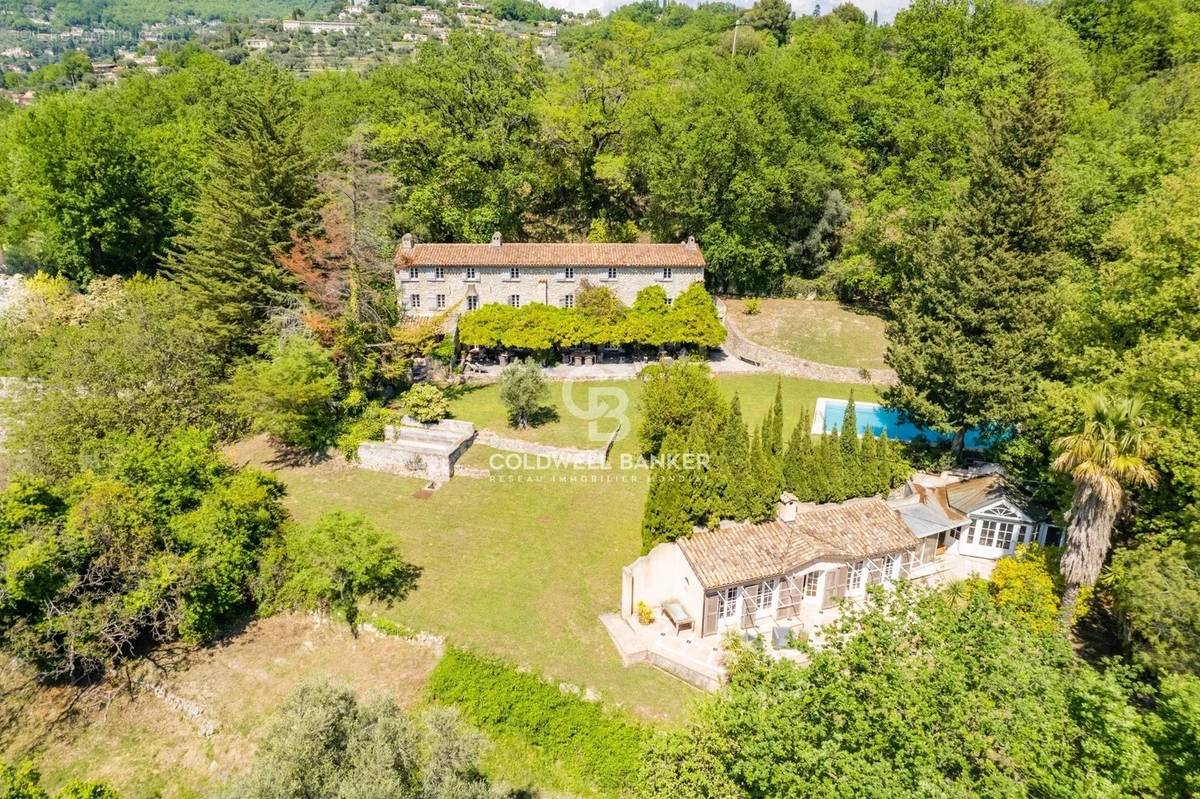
(357, 417, 476, 482)
(716, 299, 898, 386)
(476, 423, 620, 467)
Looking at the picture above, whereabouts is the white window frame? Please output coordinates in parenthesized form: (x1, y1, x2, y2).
(848, 560, 865, 591)
(433, 266, 445, 280)
(509, 267, 520, 280)
(662, 266, 672, 280)
(409, 294, 420, 308)
(564, 266, 574, 279)
(509, 294, 521, 308)
(561, 294, 574, 309)
(466, 295, 478, 311)
(465, 266, 477, 280)
(883, 553, 898, 581)
(801, 571, 819, 598)
(607, 267, 618, 280)
(717, 587, 738, 620)
(408, 266, 419, 280)
(755, 579, 777, 616)
(436, 294, 446, 309)
(979, 519, 996, 548)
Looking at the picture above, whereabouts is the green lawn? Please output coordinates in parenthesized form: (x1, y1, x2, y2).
(448, 374, 879, 450)
(261, 375, 878, 722)
(725, 298, 889, 370)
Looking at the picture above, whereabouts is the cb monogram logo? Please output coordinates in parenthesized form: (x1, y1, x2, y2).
(560, 380, 630, 444)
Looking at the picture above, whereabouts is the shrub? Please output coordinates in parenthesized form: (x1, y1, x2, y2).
(401, 383, 450, 424)
(230, 335, 342, 453)
(235, 681, 490, 799)
(257, 511, 421, 630)
(742, 297, 762, 315)
(990, 544, 1087, 633)
(335, 403, 394, 460)
(428, 648, 649, 793)
(636, 601, 654, 625)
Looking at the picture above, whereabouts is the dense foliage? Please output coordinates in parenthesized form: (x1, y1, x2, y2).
(458, 283, 724, 352)
(427, 647, 648, 793)
(0, 761, 118, 799)
(257, 511, 421, 630)
(0, 429, 287, 680)
(640, 369, 910, 550)
(233, 681, 491, 799)
(639, 583, 1170, 798)
(1, 0, 1199, 791)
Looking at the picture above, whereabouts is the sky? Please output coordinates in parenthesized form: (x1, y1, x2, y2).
(554, 0, 911, 23)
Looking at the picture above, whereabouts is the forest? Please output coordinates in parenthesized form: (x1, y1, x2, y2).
(1, 0, 1199, 794)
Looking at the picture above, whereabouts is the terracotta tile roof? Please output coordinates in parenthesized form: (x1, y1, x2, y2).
(677, 498, 917, 590)
(945, 474, 1041, 517)
(394, 240, 706, 268)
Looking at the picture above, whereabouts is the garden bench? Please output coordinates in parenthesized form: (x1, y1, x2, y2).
(662, 600, 694, 635)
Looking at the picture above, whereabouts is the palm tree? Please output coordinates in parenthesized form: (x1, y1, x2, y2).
(1052, 394, 1157, 627)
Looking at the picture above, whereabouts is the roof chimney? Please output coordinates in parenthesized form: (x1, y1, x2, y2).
(776, 492, 799, 524)
(490, 231, 502, 247)
(400, 233, 414, 252)
(685, 235, 698, 250)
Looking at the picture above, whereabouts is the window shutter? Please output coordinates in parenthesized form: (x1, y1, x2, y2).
(778, 580, 799, 619)
(702, 591, 719, 637)
(823, 567, 847, 609)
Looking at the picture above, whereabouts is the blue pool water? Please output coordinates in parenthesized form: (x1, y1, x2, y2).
(817, 398, 988, 449)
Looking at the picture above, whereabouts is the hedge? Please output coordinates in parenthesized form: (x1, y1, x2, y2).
(427, 648, 649, 792)
(458, 283, 725, 351)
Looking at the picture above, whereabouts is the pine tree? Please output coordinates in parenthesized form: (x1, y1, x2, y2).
(170, 63, 319, 357)
(885, 53, 1068, 459)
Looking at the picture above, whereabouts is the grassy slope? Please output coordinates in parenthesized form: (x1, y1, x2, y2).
(281, 375, 877, 721)
(725, 298, 889, 370)
(2, 374, 877, 798)
(1, 615, 440, 799)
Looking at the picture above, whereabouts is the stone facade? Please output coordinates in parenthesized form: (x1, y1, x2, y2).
(394, 233, 706, 316)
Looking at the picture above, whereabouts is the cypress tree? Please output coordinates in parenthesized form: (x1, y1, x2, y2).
(811, 432, 838, 503)
(783, 410, 814, 499)
(840, 391, 859, 455)
(714, 395, 753, 520)
(641, 430, 692, 551)
(858, 428, 878, 496)
(749, 428, 782, 520)
(170, 63, 319, 357)
(768, 379, 785, 457)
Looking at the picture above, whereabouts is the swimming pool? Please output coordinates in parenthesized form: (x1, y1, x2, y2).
(812, 398, 988, 448)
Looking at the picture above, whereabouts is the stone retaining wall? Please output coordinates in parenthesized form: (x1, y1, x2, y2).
(716, 299, 897, 386)
(476, 423, 620, 467)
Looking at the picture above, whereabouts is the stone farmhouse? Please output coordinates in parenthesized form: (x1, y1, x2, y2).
(609, 469, 1053, 689)
(393, 233, 706, 316)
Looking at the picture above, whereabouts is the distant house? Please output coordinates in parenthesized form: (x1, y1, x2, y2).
(245, 38, 272, 50)
(393, 232, 705, 317)
(611, 468, 1053, 689)
(419, 10, 442, 25)
(282, 19, 358, 33)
